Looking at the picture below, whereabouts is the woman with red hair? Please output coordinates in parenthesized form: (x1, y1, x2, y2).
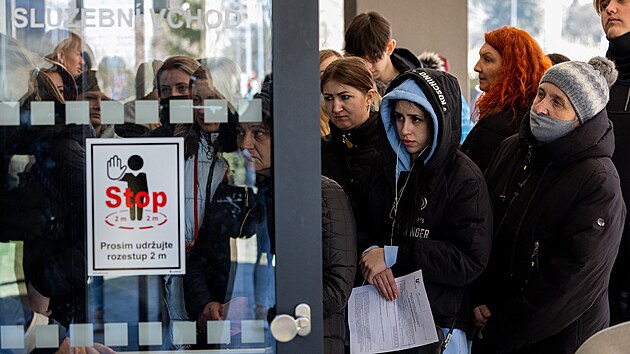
(461, 26, 551, 172)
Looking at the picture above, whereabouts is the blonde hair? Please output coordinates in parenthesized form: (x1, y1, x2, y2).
(199, 57, 242, 109)
(156, 55, 201, 91)
(43, 31, 83, 62)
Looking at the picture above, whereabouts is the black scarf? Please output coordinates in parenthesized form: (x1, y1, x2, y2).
(607, 31, 630, 80)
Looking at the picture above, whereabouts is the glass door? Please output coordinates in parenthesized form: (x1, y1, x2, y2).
(0, 0, 321, 352)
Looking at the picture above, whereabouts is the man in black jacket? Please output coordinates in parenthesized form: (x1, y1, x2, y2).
(595, 0, 630, 325)
(344, 11, 422, 95)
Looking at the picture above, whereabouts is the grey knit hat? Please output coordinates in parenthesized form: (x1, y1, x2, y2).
(540, 56, 618, 124)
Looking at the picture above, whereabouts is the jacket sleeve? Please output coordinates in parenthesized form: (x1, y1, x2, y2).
(321, 177, 357, 318)
(29, 139, 87, 300)
(184, 223, 218, 320)
(485, 167, 626, 353)
(393, 164, 493, 287)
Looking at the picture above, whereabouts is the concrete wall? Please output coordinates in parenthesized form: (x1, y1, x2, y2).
(349, 0, 469, 100)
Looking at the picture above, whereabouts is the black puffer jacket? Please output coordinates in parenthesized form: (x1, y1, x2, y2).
(322, 111, 388, 261)
(321, 176, 356, 354)
(184, 177, 266, 320)
(367, 68, 493, 331)
(605, 79, 630, 293)
(473, 110, 625, 354)
(460, 108, 525, 173)
(25, 124, 94, 327)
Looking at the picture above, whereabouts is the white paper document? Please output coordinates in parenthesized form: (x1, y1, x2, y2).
(348, 270, 438, 353)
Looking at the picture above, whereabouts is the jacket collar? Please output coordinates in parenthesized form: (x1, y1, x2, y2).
(329, 111, 379, 150)
(519, 108, 614, 166)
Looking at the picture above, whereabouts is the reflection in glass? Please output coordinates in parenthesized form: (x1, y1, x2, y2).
(1, 0, 273, 352)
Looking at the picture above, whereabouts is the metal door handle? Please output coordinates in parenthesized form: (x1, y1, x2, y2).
(270, 303, 311, 342)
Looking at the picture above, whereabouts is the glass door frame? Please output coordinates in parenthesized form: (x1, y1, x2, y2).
(272, 0, 323, 353)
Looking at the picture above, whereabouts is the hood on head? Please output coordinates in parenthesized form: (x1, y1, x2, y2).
(380, 69, 463, 180)
(381, 78, 439, 178)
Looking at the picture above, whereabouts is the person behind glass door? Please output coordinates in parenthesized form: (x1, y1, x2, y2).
(147, 55, 201, 349)
(43, 30, 86, 79)
(185, 84, 273, 350)
(319, 49, 342, 137)
(460, 26, 551, 173)
(20, 64, 95, 329)
(185, 83, 356, 353)
(77, 70, 118, 138)
(199, 57, 243, 112)
(358, 68, 493, 353)
(594, 0, 630, 325)
(176, 65, 238, 251)
(119, 59, 164, 137)
(146, 55, 201, 137)
(471, 57, 624, 354)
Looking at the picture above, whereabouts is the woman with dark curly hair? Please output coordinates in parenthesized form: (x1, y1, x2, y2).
(461, 26, 551, 172)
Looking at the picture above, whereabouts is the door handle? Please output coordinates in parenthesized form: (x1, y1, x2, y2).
(270, 303, 311, 342)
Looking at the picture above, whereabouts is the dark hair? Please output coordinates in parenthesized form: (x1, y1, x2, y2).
(34, 70, 65, 104)
(547, 53, 570, 65)
(344, 11, 392, 63)
(320, 57, 376, 95)
(254, 82, 273, 130)
(135, 60, 163, 98)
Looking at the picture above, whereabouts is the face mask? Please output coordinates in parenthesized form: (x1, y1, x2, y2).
(529, 107, 578, 144)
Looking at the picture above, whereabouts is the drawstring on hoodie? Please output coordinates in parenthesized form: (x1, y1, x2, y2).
(624, 86, 630, 112)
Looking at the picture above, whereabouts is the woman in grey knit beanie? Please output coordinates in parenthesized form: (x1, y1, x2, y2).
(472, 55, 625, 354)
(530, 56, 617, 143)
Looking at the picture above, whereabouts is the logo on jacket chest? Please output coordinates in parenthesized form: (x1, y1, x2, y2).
(407, 215, 430, 238)
(408, 227, 430, 238)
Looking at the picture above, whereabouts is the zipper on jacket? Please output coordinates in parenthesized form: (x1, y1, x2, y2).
(522, 144, 532, 171)
(525, 241, 540, 286)
(495, 144, 533, 236)
(531, 241, 539, 269)
(342, 134, 354, 148)
(507, 160, 552, 279)
(506, 144, 534, 278)
(625, 86, 630, 112)
(238, 186, 255, 237)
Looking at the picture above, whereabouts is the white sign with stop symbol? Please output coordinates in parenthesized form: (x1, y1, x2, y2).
(86, 137, 185, 276)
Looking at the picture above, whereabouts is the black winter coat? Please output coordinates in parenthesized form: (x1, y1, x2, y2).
(473, 110, 626, 354)
(606, 79, 630, 291)
(25, 124, 94, 327)
(185, 175, 356, 353)
(322, 111, 388, 260)
(367, 69, 494, 332)
(321, 176, 356, 354)
(184, 177, 266, 321)
(460, 108, 524, 173)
